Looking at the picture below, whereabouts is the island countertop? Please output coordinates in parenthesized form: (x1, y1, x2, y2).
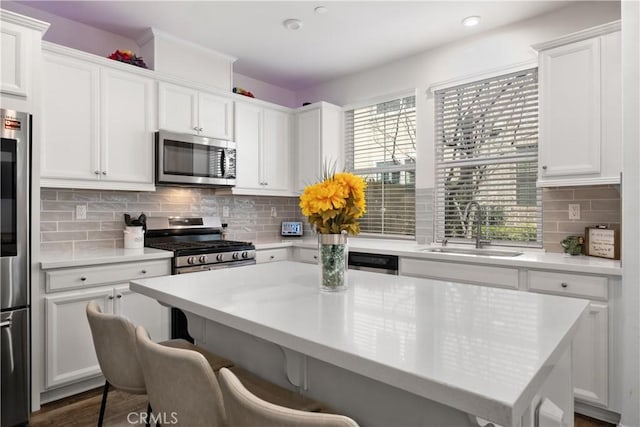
(130, 261, 587, 426)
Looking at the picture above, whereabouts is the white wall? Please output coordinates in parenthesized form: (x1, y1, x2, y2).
(234, 73, 298, 108)
(296, 1, 621, 189)
(621, 1, 640, 426)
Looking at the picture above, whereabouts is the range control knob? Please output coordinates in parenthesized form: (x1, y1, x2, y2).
(187, 256, 196, 265)
(199, 255, 208, 263)
(232, 252, 240, 260)
(242, 251, 249, 259)
(216, 254, 224, 262)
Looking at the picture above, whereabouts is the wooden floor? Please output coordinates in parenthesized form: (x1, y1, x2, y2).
(29, 387, 614, 426)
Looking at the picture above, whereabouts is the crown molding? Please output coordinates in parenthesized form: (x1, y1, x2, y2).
(532, 20, 621, 52)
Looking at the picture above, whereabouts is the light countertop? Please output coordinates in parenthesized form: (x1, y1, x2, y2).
(130, 261, 588, 427)
(39, 247, 173, 270)
(256, 237, 622, 276)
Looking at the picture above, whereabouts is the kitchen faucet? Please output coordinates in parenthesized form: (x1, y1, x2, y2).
(464, 201, 490, 249)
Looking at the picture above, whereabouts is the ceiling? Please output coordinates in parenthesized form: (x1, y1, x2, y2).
(16, 1, 573, 90)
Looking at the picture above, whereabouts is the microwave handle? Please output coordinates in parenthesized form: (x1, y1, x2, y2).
(221, 149, 227, 178)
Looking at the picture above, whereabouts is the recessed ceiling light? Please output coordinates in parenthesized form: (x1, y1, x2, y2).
(462, 16, 481, 27)
(314, 6, 328, 14)
(283, 18, 303, 31)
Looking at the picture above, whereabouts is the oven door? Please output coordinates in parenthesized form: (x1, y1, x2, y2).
(156, 130, 236, 186)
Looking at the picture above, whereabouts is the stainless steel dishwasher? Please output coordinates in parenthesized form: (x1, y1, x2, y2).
(348, 252, 399, 275)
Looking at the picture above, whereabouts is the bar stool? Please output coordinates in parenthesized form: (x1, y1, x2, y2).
(218, 367, 360, 427)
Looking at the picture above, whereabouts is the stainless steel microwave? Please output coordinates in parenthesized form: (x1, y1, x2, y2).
(155, 130, 236, 186)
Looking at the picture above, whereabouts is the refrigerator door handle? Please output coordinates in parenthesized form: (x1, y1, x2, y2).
(0, 320, 11, 328)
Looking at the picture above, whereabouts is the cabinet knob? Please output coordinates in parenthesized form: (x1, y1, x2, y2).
(141, 270, 147, 274)
(116, 294, 123, 299)
(199, 127, 204, 132)
(94, 170, 100, 175)
(102, 171, 107, 175)
(313, 255, 318, 260)
(561, 282, 568, 288)
(108, 295, 114, 300)
(193, 126, 199, 131)
(542, 165, 547, 170)
(270, 255, 275, 259)
(80, 276, 87, 281)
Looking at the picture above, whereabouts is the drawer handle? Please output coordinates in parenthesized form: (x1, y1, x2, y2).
(141, 270, 147, 274)
(561, 282, 568, 288)
(313, 255, 318, 260)
(269, 255, 275, 259)
(80, 276, 87, 281)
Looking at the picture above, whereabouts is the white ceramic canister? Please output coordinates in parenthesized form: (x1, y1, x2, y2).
(123, 226, 144, 249)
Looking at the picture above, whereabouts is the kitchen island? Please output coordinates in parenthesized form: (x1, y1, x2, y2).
(130, 261, 588, 427)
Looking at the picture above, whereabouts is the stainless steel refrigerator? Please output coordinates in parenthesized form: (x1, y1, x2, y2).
(1, 109, 31, 426)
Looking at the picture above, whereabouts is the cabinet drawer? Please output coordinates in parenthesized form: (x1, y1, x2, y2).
(293, 248, 318, 264)
(527, 270, 608, 300)
(46, 260, 171, 292)
(400, 258, 519, 289)
(256, 248, 290, 264)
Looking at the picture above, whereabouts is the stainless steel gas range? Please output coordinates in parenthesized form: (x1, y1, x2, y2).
(144, 216, 256, 340)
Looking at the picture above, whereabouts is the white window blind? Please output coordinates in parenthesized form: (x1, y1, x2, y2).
(345, 95, 416, 236)
(434, 68, 542, 247)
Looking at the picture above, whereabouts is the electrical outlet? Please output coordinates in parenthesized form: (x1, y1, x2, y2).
(222, 206, 230, 218)
(568, 204, 581, 220)
(270, 207, 277, 217)
(76, 205, 87, 220)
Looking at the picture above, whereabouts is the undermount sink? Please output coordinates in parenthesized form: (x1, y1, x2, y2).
(420, 247, 524, 257)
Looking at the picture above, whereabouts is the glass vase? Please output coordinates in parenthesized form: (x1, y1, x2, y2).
(318, 233, 348, 292)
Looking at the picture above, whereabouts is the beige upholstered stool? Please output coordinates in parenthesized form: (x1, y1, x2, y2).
(85, 302, 233, 426)
(135, 325, 227, 427)
(219, 367, 360, 427)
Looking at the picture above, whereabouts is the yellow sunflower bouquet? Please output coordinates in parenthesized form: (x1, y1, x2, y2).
(299, 172, 367, 235)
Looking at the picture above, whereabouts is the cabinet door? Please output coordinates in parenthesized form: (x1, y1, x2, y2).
(234, 102, 262, 189)
(41, 53, 100, 180)
(539, 38, 601, 178)
(45, 288, 114, 388)
(262, 109, 291, 191)
(101, 69, 155, 184)
(600, 31, 622, 182)
(198, 92, 233, 140)
(573, 302, 608, 406)
(158, 82, 198, 134)
(114, 285, 169, 342)
(296, 108, 322, 192)
(0, 20, 28, 96)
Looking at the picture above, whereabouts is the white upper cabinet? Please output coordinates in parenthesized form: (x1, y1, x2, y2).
(0, 10, 49, 100)
(41, 44, 156, 191)
(535, 22, 621, 187)
(158, 81, 233, 140)
(295, 102, 343, 193)
(233, 101, 293, 195)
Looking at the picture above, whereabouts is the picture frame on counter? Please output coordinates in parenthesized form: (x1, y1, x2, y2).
(584, 226, 620, 260)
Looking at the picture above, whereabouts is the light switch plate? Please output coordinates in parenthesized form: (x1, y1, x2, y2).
(75, 205, 87, 220)
(568, 204, 580, 220)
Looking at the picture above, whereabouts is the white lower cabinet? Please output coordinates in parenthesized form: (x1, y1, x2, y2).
(400, 257, 519, 289)
(43, 259, 170, 390)
(526, 270, 609, 408)
(292, 247, 318, 264)
(255, 248, 290, 264)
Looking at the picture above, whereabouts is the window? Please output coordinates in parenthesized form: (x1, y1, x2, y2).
(434, 68, 542, 247)
(345, 95, 416, 236)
